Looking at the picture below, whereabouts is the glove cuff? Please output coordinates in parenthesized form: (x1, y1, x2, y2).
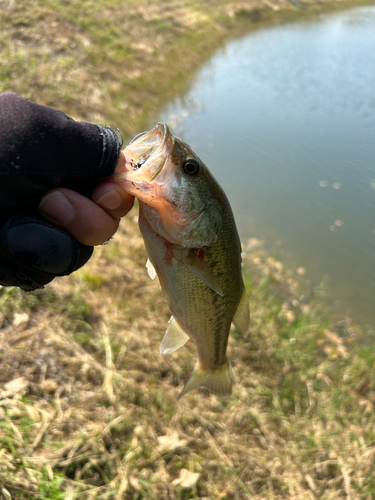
(96, 125, 122, 172)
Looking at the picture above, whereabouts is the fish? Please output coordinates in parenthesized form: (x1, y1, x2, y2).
(115, 122, 250, 399)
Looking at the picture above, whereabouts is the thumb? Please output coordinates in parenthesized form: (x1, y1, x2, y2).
(0, 215, 92, 291)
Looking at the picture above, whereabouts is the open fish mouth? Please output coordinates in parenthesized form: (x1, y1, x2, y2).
(122, 122, 174, 181)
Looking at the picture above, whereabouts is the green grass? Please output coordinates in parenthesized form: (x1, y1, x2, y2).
(1, 0, 375, 498)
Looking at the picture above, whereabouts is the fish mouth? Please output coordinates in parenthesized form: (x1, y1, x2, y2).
(118, 122, 174, 183)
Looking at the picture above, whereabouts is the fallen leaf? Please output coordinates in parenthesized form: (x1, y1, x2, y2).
(157, 431, 188, 452)
(2, 377, 29, 398)
(172, 469, 200, 489)
(13, 313, 29, 326)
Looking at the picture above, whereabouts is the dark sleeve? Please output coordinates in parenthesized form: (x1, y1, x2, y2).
(0, 92, 121, 222)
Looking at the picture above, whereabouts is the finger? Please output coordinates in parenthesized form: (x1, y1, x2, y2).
(39, 188, 119, 246)
(92, 181, 134, 219)
(92, 150, 134, 218)
(116, 149, 127, 172)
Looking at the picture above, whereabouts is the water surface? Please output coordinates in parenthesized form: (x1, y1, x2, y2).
(157, 6, 375, 327)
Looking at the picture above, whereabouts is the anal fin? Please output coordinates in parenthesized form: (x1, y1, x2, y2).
(178, 359, 233, 399)
(233, 286, 250, 338)
(180, 251, 224, 297)
(160, 316, 190, 354)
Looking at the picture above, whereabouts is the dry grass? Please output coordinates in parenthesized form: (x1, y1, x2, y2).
(1, 217, 375, 499)
(1, 0, 375, 498)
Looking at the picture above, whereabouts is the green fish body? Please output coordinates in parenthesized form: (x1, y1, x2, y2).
(116, 123, 249, 398)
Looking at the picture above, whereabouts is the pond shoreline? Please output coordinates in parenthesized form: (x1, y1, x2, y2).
(1, 2, 375, 497)
(2, 0, 372, 135)
(2, 0, 371, 327)
(125, 0, 374, 134)
(3, 0, 371, 328)
(120, 0, 375, 137)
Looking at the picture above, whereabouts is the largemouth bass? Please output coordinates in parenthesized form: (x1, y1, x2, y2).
(116, 123, 249, 398)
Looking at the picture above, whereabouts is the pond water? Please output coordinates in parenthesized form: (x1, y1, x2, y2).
(156, 6, 375, 328)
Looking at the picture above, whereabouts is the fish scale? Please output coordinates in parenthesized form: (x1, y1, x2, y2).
(115, 122, 250, 398)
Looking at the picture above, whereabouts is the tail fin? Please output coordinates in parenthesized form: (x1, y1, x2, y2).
(177, 359, 233, 400)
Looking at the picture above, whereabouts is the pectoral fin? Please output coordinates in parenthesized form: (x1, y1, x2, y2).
(160, 316, 190, 354)
(180, 251, 224, 297)
(146, 258, 157, 280)
(233, 286, 250, 338)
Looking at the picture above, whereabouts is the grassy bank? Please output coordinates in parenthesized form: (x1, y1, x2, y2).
(1, 224, 375, 499)
(1, 0, 375, 499)
(0, 0, 370, 135)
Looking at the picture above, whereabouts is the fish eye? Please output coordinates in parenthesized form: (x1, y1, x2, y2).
(182, 158, 200, 177)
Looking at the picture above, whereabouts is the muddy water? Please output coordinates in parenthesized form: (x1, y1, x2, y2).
(158, 6, 375, 328)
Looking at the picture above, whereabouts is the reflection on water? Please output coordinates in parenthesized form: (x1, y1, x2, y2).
(157, 6, 375, 327)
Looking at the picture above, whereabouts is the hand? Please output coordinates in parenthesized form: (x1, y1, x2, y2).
(0, 92, 133, 291)
(0, 155, 134, 292)
(39, 151, 134, 246)
(0, 153, 134, 291)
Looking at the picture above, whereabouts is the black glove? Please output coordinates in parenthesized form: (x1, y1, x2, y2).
(0, 93, 121, 291)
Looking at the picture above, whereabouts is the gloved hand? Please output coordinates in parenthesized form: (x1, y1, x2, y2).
(0, 93, 133, 291)
(0, 215, 94, 291)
